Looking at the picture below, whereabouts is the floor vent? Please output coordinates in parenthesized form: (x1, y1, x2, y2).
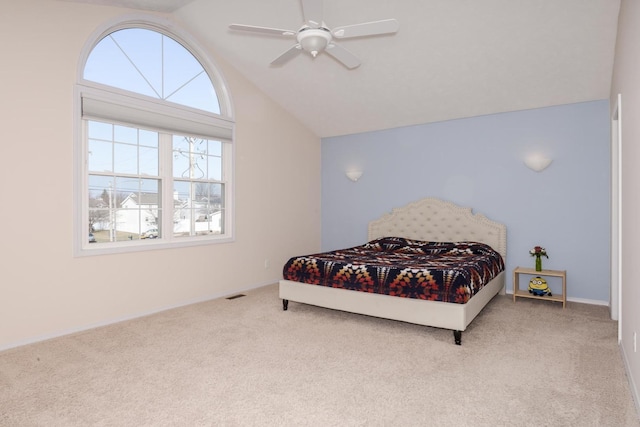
(226, 294, 246, 300)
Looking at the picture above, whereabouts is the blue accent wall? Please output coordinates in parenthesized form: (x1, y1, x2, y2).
(321, 100, 610, 302)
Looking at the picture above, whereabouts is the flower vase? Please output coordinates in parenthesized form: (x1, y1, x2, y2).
(535, 255, 542, 271)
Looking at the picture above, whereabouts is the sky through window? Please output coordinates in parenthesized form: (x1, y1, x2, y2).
(84, 28, 220, 114)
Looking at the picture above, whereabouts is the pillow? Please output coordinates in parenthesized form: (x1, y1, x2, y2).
(364, 238, 496, 256)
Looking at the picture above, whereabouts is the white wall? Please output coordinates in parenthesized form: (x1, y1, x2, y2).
(0, 0, 321, 350)
(610, 0, 640, 411)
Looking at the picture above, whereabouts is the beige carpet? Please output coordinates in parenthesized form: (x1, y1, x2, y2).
(0, 284, 638, 426)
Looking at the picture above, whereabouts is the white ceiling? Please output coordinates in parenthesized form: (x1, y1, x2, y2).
(68, 0, 621, 138)
(60, 0, 195, 13)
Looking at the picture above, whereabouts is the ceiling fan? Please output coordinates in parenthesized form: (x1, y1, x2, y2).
(229, 0, 399, 69)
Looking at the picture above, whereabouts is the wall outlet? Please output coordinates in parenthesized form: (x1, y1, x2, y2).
(264, 259, 269, 269)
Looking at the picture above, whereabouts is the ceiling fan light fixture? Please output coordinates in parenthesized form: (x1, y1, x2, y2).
(297, 28, 332, 57)
(229, 0, 399, 68)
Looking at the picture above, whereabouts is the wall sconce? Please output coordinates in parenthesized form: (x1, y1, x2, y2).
(345, 169, 363, 182)
(524, 154, 552, 172)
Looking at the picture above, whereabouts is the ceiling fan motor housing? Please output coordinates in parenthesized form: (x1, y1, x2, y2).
(297, 27, 332, 57)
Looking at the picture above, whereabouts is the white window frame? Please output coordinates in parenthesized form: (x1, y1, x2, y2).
(73, 16, 235, 257)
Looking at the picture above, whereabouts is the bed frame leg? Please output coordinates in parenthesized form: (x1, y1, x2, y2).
(282, 299, 289, 311)
(454, 330, 462, 345)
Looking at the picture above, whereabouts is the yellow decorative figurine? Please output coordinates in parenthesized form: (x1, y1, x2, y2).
(528, 276, 552, 296)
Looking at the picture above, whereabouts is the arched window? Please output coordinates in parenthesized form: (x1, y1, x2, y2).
(84, 28, 220, 114)
(75, 19, 234, 255)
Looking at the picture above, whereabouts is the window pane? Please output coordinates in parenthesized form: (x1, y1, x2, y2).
(172, 181, 224, 237)
(85, 33, 158, 98)
(88, 175, 113, 242)
(140, 130, 159, 176)
(173, 180, 190, 237)
(111, 28, 162, 96)
(208, 140, 221, 156)
(166, 72, 220, 114)
(84, 28, 220, 114)
(88, 120, 113, 140)
(173, 135, 223, 181)
(140, 180, 162, 239)
(194, 182, 223, 236)
(88, 139, 113, 173)
(172, 135, 189, 179)
(206, 140, 221, 181)
(88, 175, 162, 242)
(114, 124, 138, 144)
(118, 178, 161, 240)
(112, 208, 136, 242)
(173, 135, 208, 179)
(140, 146, 159, 176)
(208, 156, 222, 181)
(114, 143, 137, 175)
(139, 129, 158, 147)
(88, 175, 115, 242)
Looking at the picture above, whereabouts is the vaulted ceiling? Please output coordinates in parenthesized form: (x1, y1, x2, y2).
(63, 0, 621, 138)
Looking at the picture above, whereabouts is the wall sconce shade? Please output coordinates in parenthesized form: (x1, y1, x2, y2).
(345, 170, 363, 182)
(524, 154, 552, 172)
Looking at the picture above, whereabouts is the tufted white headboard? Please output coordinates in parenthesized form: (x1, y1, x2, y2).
(368, 198, 507, 259)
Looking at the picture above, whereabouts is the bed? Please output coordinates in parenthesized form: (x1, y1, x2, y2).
(279, 197, 506, 344)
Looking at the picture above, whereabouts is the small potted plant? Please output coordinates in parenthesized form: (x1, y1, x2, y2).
(529, 246, 548, 271)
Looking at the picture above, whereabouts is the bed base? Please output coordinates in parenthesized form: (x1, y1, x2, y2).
(280, 271, 505, 345)
(282, 298, 465, 344)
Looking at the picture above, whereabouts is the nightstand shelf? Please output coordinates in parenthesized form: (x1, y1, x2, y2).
(513, 266, 566, 308)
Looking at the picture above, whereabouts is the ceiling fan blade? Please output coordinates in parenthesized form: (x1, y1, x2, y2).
(229, 24, 297, 37)
(271, 44, 302, 66)
(325, 43, 360, 69)
(332, 19, 399, 39)
(301, 0, 323, 27)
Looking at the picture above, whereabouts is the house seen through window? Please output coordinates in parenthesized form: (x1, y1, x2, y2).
(77, 24, 234, 253)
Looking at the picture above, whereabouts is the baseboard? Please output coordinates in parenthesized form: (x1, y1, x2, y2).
(620, 341, 640, 420)
(565, 296, 609, 306)
(506, 289, 608, 306)
(0, 279, 277, 353)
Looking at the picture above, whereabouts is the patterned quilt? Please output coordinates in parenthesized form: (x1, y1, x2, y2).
(282, 237, 505, 304)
